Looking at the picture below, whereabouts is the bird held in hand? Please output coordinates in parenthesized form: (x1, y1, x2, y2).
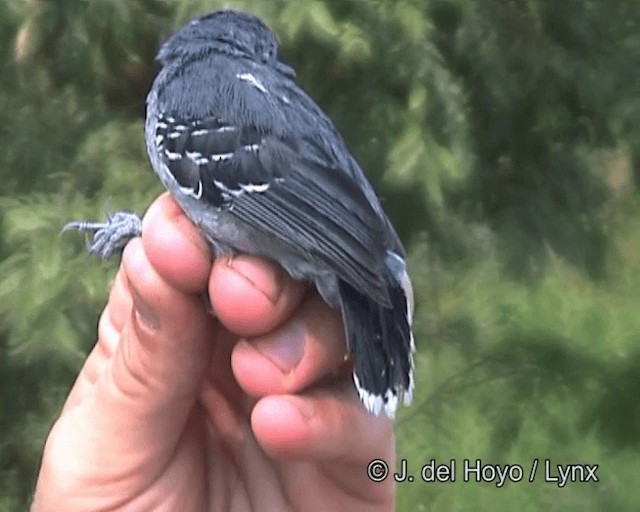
(65, 9, 415, 418)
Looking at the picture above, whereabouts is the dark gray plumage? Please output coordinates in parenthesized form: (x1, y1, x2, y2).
(67, 9, 414, 418)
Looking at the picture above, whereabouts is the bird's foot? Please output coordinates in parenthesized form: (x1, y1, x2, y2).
(63, 211, 142, 259)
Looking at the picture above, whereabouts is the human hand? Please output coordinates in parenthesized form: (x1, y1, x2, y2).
(33, 193, 395, 511)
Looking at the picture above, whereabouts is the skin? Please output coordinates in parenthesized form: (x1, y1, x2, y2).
(32, 193, 395, 511)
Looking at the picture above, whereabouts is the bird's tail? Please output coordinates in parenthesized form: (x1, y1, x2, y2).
(339, 254, 414, 418)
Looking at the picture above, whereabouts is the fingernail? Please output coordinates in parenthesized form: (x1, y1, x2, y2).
(253, 321, 305, 373)
(131, 289, 161, 331)
(228, 256, 284, 304)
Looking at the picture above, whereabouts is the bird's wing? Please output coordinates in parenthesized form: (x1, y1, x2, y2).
(154, 110, 392, 305)
(151, 56, 396, 304)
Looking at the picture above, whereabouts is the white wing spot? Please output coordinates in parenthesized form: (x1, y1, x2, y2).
(213, 179, 229, 192)
(236, 73, 267, 93)
(211, 152, 234, 162)
(165, 150, 182, 161)
(240, 183, 270, 193)
(179, 181, 203, 199)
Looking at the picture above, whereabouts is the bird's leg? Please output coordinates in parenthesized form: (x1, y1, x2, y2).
(63, 211, 142, 259)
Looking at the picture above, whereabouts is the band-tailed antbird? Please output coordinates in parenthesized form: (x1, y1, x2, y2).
(65, 9, 414, 418)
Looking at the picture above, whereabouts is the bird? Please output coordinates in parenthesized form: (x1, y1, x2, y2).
(65, 9, 414, 418)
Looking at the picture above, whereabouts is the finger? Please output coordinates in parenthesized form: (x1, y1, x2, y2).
(87, 239, 214, 458)
(142, 192, 212, 294)
(252, 381, 392, 462)
(209, 255, 308, 337)
(231, 293, 347, 397)
(251, 382, 395, 505)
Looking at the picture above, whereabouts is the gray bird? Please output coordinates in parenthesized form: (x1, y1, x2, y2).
(66, 9, 414, 418)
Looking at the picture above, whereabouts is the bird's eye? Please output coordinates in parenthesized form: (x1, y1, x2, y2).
(260, 45, 276, 63)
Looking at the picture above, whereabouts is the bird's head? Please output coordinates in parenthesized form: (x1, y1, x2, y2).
(157, 10, 295, 77)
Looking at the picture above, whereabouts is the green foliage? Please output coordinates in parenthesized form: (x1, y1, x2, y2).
(397, 231, 640, 509)
(0, 0, 638, 509)
(429, 0, 639, 279)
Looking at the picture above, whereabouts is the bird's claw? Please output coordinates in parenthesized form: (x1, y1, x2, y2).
(63, 211, 142, 259)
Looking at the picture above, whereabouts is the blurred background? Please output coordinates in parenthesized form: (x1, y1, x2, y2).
(0, 0, 638, 509)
